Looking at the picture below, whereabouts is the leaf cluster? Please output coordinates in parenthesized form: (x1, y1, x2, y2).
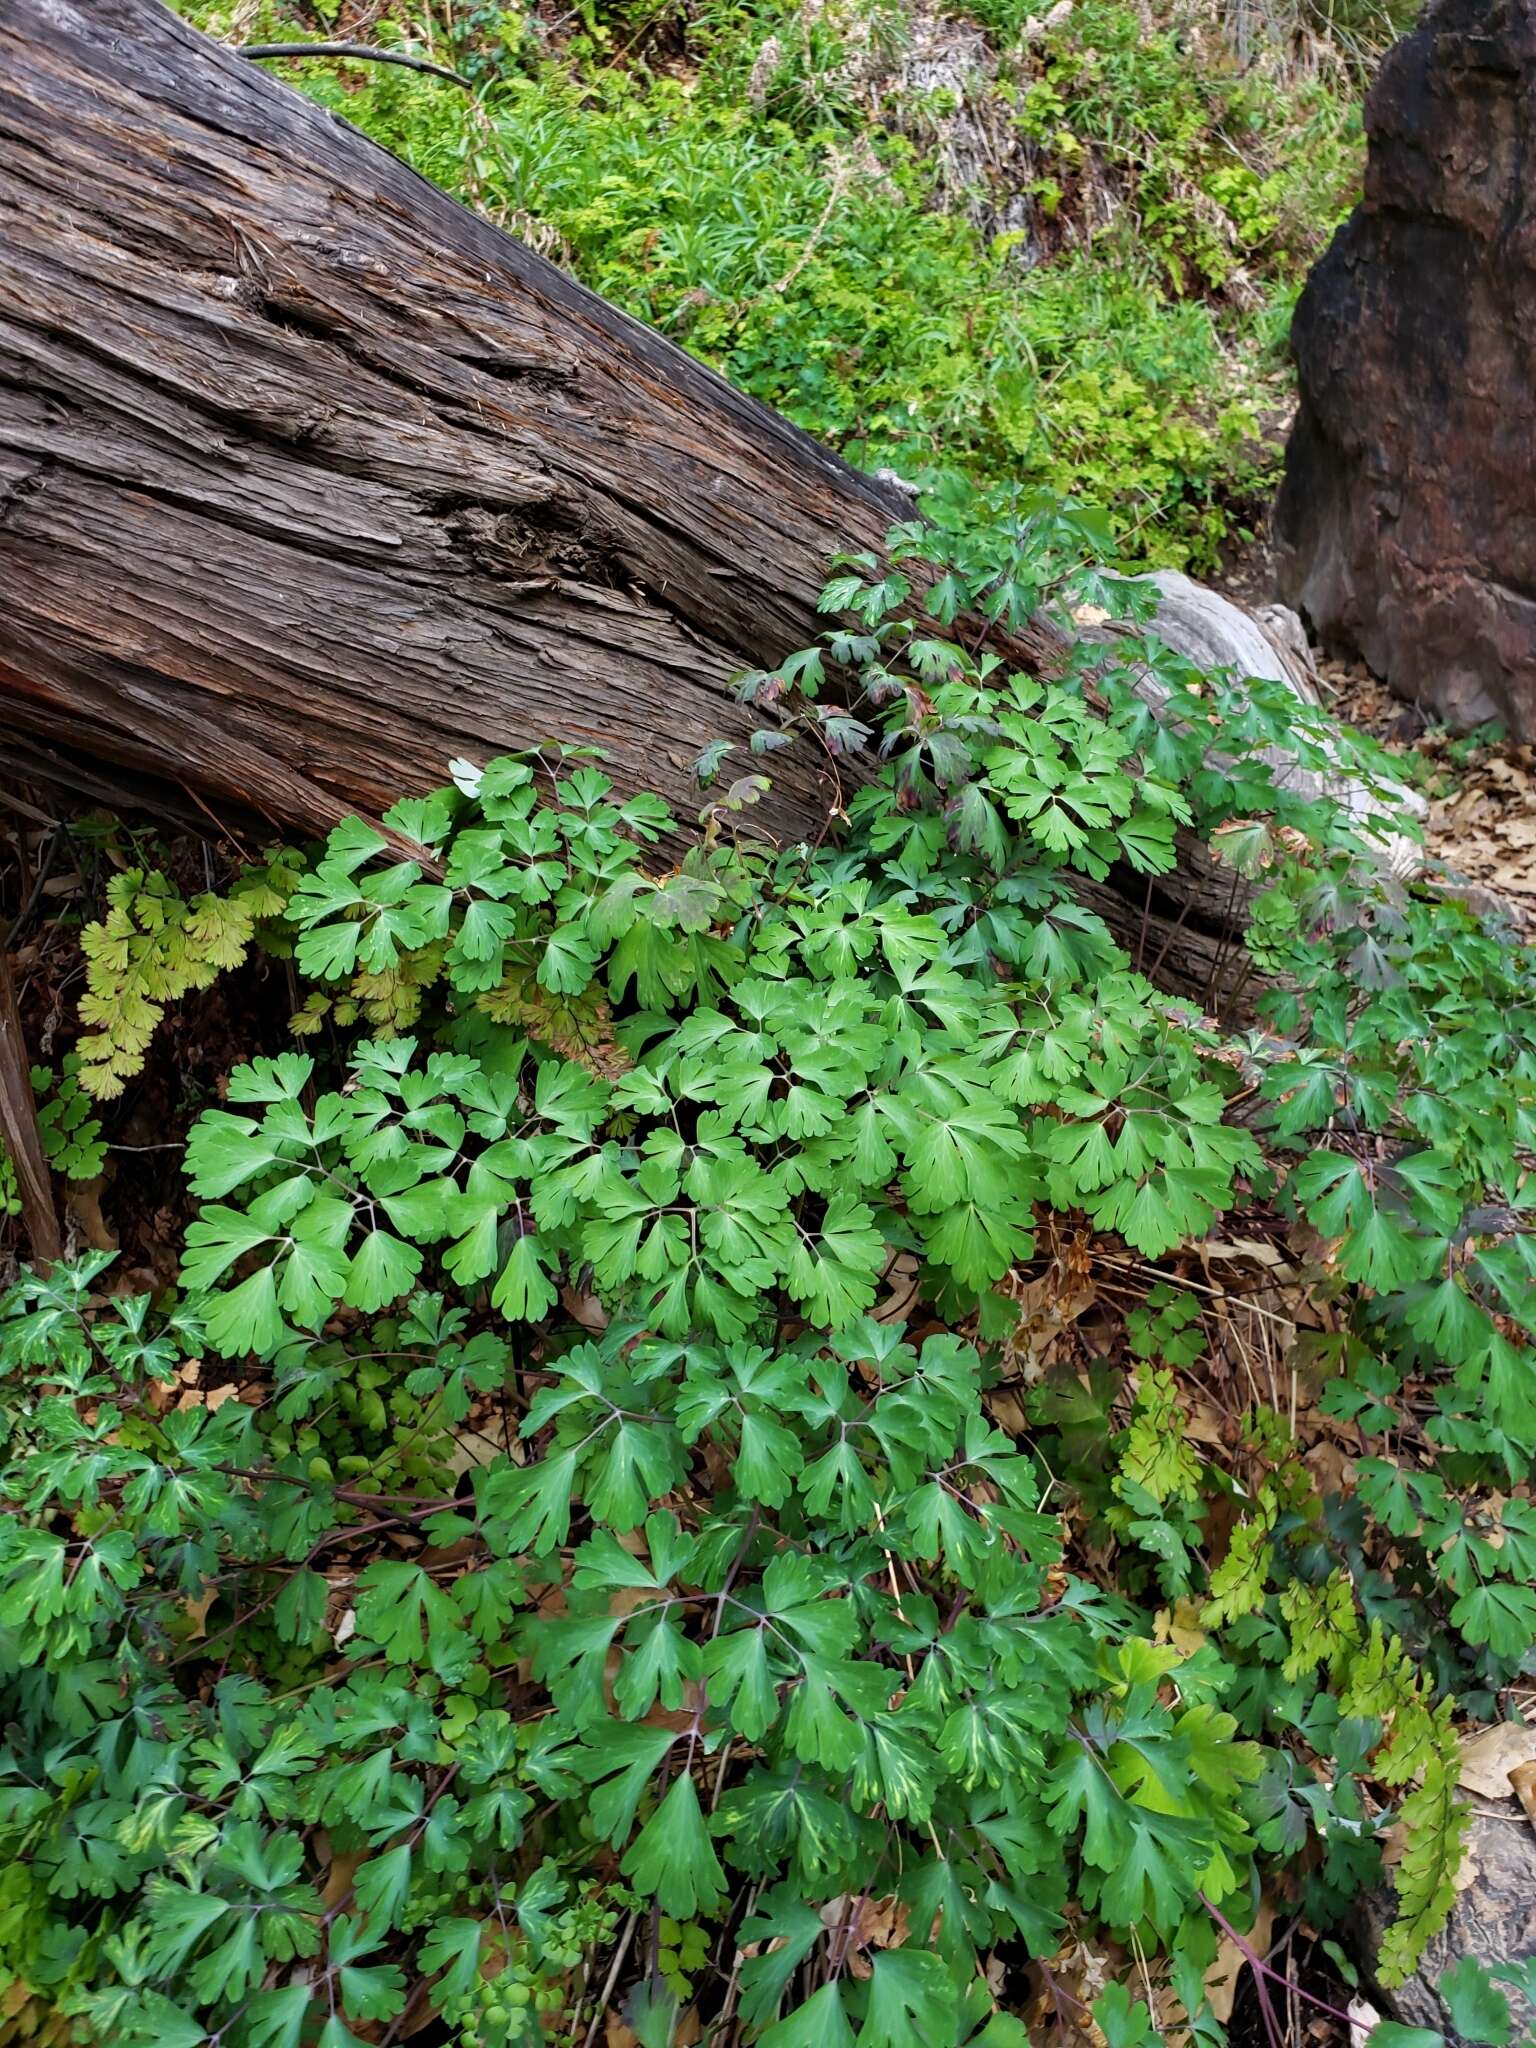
(7, 483, 1536, 2045)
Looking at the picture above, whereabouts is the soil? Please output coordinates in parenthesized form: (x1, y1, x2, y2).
(1228, 1927, 1351, 2048)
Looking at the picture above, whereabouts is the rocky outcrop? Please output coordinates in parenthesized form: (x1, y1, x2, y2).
(1274, 0, 1536, 735)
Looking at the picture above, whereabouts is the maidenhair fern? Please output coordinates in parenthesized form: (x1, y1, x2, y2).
(76, 855, 300, 1099)
(31, 1057, 107, 1181)
(6, 488, 1533, 2044)
(1376, 1712, 1470, 1989)
(0, 1059, 107, 1221)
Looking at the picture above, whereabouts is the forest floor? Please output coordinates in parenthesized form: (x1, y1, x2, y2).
(7, 6, 1535, 2046)
(1311, 658, 1536, 927)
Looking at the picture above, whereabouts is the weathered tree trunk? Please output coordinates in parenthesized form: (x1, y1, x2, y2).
(0, 0, 1292, 1002)
(0, 0, 972, 845)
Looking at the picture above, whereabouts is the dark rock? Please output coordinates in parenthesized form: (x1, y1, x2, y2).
(1358, 1809, 1536, 2035)
(1273, 0, 1536, 736)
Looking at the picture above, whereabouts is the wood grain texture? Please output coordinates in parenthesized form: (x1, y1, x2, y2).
(0, 0, 1252, 998)
(0, 0, 938, 844)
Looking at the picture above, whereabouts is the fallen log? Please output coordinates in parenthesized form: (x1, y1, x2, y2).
(0, 0, 1397, 1006)
(2, 0, 952, 840)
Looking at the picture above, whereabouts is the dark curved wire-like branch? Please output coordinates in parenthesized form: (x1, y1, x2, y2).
(237, 41, 472, 88)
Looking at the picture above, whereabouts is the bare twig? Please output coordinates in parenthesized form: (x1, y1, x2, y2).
(773, 153, 851, 294)
(1198, 1893, 1360, 2032)
(236, 41, 472, 88)
(712, 1880, 763, 2043)
(0, 944, 61, 1267)
(579, 1912, 638, 2048)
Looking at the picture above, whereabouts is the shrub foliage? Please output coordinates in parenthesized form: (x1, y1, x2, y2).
(3, 496, 1535, 2047)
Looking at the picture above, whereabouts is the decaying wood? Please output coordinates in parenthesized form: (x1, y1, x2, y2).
(0, 945, 60, 1268)
(0, 0, 960, 845)
(0, 0, 1366, 1006)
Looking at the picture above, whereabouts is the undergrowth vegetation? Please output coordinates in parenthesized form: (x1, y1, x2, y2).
(6, 1, 1529, 2042)
(4, 491, 1535, 2047)
(178, 0, 1400, 566)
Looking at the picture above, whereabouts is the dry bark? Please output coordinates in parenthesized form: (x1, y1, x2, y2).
(0, 0, 970, 841)
(0, 0, 1290, 1001)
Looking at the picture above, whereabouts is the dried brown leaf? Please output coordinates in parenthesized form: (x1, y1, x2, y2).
(1458, 1721, 1536, 1800)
